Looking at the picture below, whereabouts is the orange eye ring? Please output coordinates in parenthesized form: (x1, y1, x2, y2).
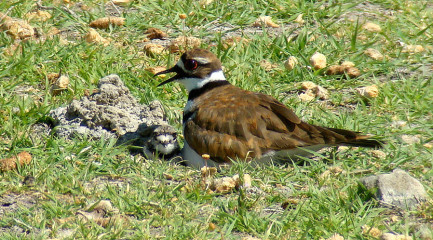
(185, 59, 198, 71)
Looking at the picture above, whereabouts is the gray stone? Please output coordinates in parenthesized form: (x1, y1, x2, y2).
(48, 74, 180, 159)
(360, 169, 428, 209)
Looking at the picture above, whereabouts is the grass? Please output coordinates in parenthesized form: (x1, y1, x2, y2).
(1, 0, 433, 239)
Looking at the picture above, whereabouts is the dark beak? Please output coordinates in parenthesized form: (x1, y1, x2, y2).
(155, 65, 182, 86)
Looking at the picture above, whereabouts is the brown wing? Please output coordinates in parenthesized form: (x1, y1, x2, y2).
(184, 85, 381, 162)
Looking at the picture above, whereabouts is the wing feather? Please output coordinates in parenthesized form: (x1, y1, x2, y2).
(184, 85, 382, 163)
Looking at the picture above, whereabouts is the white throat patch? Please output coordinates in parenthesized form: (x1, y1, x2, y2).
(177, 70, 226, 92)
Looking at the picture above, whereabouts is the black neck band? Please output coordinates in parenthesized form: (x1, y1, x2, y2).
(187, 81, 230, 101)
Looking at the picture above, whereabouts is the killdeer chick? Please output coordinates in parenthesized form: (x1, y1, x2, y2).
(155, 49, 383, 169)
(139, 124, 180, 160)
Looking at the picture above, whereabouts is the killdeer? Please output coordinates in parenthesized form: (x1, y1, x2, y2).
(155, 49, 382, 169)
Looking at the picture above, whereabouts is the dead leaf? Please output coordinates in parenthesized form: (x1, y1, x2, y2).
(364, 48, 383, 60)
(356, 85, 379, 98)
(221, 36, 250, 49)
(199, 0, 214, 7)
(145, 27, 167, 40)
(259, 60, 278, 71)
(50, 75, 70, 95)
(146, 66, 167, 77)
(326, 65, 345, 75)
(89, 17, 125, 29)
(2, 42, 21, 56)
(201, 166, 217, 178)
(1, 17, 35, 40)
(85, 28, 110, 46)
(0, 151, 32, 172)
(362, 22, 381, 32)
(345, 67, 361, 78)
(327, 233, 344, 240)
(294, 14, 305, 24)
(144, 43, 165, 56)
(298, 92, 315, 102)
(402, 44, 424, 54)
(25, 10, 52, 22)
(112, 0, 131, 5)
(253, 16, 279, 28)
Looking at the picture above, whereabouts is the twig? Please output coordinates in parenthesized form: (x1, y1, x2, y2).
(0, 6, 15, 22)
(109, 0, 122, 16)
(36, 0, 55, 10)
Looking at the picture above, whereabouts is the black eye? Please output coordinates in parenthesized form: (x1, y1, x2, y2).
(184, 59, 198, 71)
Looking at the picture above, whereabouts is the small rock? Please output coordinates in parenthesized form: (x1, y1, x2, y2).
(381, 233, 411, 240)
(284, 56, 298, 71)
(401, 135, 420, 144)
(259, 60, 278, 71)
(201, 166, 217, 178)
(212, 177, 237, 194)
(362, 225, 382, 238)
(391, 120, 407, 128)
(310, 52, 327, 70)
(144, 43, 165, 56)
(326, 65, 345, 75)
(300, 81, 317, 90)
(340, 61, 355, 68)
(369, 150, 386, 159)
(233, 174, 252, 188)
(402, 44, 424, 54)
(50, 75, 70, 95)
(360, 169, 428, 209)
(327, 233, 344, 240)
(345, 67, 361, 78)
(199, 0, 214, 7)
(298, 92, 315, 102)
(364, 48, 384, 60)
(178, 13, 187, 19)
(0, 17, 35, 40)
(356, 85, 379, 98)
(312, 85, 329, 100)
(362, 22, 381, 32)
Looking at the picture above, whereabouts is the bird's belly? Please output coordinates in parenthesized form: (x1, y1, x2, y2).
(181, 140, 332, 168)
(256, 144, 331, 164)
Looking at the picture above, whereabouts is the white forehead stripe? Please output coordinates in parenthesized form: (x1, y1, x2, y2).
(194, 57, 210, 64)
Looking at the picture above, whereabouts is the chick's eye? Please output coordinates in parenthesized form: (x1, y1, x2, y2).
(185, 59, 198, 71)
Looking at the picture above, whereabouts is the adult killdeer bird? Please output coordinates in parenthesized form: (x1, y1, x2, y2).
(155, 49, 382, 168)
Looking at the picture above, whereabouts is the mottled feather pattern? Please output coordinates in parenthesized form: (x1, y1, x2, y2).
(184, 84, 381, 163)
